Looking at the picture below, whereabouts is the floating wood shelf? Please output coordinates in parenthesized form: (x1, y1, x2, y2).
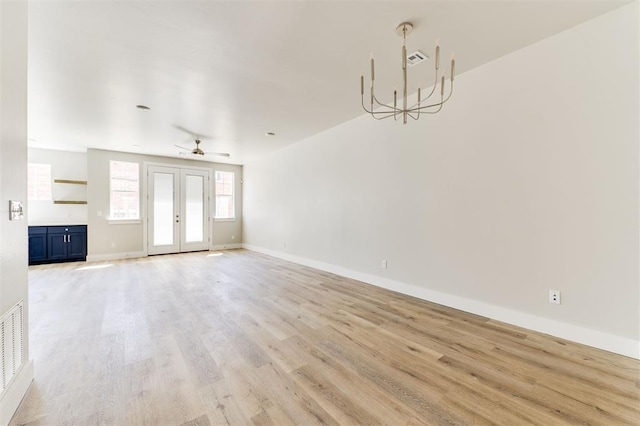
(53, 200, 87, 205)
(54, 179, 87, 185)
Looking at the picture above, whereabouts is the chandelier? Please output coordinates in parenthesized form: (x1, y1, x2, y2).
(360, 22, 456, 124)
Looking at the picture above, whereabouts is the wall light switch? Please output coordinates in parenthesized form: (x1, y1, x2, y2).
(9, 200, 24, 221)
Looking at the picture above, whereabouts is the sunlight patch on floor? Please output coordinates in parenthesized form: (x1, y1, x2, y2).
(75, 263, 113, 271)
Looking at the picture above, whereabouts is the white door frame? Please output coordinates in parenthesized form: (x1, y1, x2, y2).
(143, 162, 211, 256)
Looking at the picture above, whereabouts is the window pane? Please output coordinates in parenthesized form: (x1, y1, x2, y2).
(28, 163, 52, 200)
(153, 172, 174, 245)
(185, 175, 204, 243)
(110, 161, 139, 219)
(215, 171, 234, 218)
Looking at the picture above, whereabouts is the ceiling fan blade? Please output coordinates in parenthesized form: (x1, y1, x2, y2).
(174, 125, 213, 140)
(174, 125, 197, 136)
(205, 152, 231, 158)
(174, 144, 192, 151)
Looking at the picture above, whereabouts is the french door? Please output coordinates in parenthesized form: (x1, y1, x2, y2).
(147, 166, 210, 255)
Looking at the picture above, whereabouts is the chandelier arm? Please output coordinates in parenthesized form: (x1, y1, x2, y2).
(362, 98, 402, 118)
(372, 111, 399, 120)
(361, 96, 376, 114)
(420, 103, 444, 114)
(370, 85, 375, 111)
(407, 76, 440, 111)
(409, 84, 454, 112)
(409, 101, 444, 112)
(408, 102, 441, 112)
(422, 69, 440, 101)
(362, 106, 398, 118)
(362, 98, 399, 118)
(411, 94, 448, 114)
(372, 94, 402, 112)
(437, 84, 454, 105)
(363, 95, 401, 114)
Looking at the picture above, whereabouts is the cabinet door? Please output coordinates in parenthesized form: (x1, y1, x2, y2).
(28, 227, 47, 264)
(47, 233, 67, 260)
(67, 230, 87, 260)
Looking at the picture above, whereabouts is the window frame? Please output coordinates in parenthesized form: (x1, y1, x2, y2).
(214, 170, 235, 220)
(109, 160, 140, 222)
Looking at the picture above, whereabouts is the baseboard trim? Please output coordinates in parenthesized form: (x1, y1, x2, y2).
(243, 244, 640, 360)
(210, 243, 243, 251)
(0, 360, 34, 426)
(86, 250, 146, 262)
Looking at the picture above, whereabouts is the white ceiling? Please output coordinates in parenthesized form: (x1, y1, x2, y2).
(28, 0, 630, 165)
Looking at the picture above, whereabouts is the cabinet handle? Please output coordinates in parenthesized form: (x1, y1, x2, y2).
(68, 235, 71, 243)
(63, 235, 67, 243)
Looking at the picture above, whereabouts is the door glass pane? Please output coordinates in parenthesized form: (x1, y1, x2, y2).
(185, 175, 204, 243)
(153, 172, 174, 246)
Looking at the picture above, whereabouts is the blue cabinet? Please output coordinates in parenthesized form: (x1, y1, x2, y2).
(28, 227, 48, 263)
(29, 225, 87, 265)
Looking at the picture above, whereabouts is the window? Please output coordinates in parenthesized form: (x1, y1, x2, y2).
(110, 161, 139, 220)
(215, 171, 235, 219)
(28, 163, 52, 200)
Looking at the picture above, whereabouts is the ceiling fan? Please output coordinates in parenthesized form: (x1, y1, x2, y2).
(174, 138, 230, 158)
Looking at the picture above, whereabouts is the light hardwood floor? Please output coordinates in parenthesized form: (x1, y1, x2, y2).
(10, 249, 640, 425)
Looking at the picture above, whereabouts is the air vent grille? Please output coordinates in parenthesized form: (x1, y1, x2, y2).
(0, 301, 24, 396)
(407, 50, 428, 67)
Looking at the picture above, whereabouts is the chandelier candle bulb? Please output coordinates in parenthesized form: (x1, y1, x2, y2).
(360, 75, 364, 95)
(451, 54, 456, 81)
(435, 44, 440, 69)
(394, 90, 397, 120)
(371, 56, 375, 81)
(441, 76, 445, 96)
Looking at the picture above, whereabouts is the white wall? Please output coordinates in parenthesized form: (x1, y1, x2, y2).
(87, 149, 242, 260)
(28, 148, 88, 225)
(0, 1, 34, 423)
(243, 3, 639, 358)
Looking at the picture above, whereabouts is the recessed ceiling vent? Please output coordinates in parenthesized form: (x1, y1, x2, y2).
(406, 50, 428, 67)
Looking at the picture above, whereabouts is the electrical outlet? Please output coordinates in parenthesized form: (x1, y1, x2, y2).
(111, 242, 116, 248)
(231, 235, 235, 240)
(381, 260, 388, 269)
(283, 242, 287, 249)
(549, 290, 561, 304)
